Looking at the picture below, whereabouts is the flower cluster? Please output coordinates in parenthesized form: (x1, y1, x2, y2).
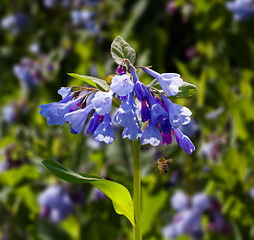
(39, 60, 195, 153)
(226, 0, 254, 21)
(1, 12, 29, 35)
(14, 56, 55, 89)
(38, 185, 75, 222)
(163, 191, 231, 239)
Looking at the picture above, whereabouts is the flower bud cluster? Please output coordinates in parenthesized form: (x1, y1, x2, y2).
(163, 191, 231, 239)
(39, 62, 195, 154)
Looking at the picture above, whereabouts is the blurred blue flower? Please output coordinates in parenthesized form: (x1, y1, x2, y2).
(93, 188, 107, 201)
(38, 185, 74, 223)
(1, 13, 29, 34)
(226, 0, 254, 21)
(249, 187, 254, 200)
(192, 193, 210, 213)
(171, 191, 189, 211)
(44, 0, 56, 8)
(2, 104, 16, 123)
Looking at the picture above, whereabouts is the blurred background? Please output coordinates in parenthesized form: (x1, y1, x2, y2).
(1, 0, 254, 239)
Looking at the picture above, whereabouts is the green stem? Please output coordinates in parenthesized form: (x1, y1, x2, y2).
(133, 139, 142, 240)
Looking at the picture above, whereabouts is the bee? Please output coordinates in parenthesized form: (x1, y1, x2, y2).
(156, 157, 174, 174)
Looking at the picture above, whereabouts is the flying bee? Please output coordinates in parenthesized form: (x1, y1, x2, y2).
(156, 157, 174, 174)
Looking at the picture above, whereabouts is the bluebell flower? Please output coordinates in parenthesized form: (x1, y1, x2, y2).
(87, 112, 101, 134)
(161, 132, 172, 145)
(64, 104, 93, 134)
(226, 0, 254, 21)
(13, 65, 35, 89)
(39, 97, 81, 126)
(110, 74, 134, 97)
(148, 93, 168, 124)
(58, 87, 73, 101)
(114, 93, 142, 141)
(161, 94, 191, 128)
(93, 113, 115, 144)
(38, 185, 74, 223)
(192, 193, 210, 213)
(141, 100, 150, 122)
(91, 91, 112, 115)
(140, 123, 162, 146)
(143, 67, 183, 97)
(171, 191, 189, 211)
(133, 81, 149, 101)
(57, 97, 83, 118)
(174, 128, 195, 154)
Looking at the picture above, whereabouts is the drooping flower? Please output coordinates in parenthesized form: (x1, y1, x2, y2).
(110, 74, 134, 97)
(93, 113, 115, 144)
(86, 112, 101, 134)
(140, 122, 162, 146)
(64, 104, 93, 134)
(143, 67, 183, 97)
(161, 94, 191, 129)
(91, 91, 113, 115)
(174, 128, 195, 154)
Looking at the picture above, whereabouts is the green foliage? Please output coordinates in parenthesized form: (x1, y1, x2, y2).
(43, 159, 134, 226)
(67, 73, 109, 91)
(111, 36, 136, 65)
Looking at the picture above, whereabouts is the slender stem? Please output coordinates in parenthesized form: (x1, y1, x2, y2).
(133, 139, 142, 240)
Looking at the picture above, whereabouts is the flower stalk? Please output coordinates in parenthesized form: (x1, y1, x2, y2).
(133, 139, 142, 240)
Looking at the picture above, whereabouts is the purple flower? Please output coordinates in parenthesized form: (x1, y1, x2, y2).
(38, 185, 74, 223)
(64, 104, 93, 134)
(192, 193, 210, 212)
(86, 112, 100, 134)
(133, 81, 149, 101)
(91, 91, 112, 115)
(93, 188, 107, 201)
(162, 224, 178, 239)
(2, 104, 16, 123)
(143, 67, 183, 97)
(148, 93, 168, 125)
(161, 132, 172, 145)
(249, 187, 254, 200)
(161, 94, 191, 128)
(226, 0, 254, 21)
(140, 123, 162, 146)
(93, 113, 115, 144)
(174, 128, 195, 154)
(141, 100, 150, 122)
(171, 191, 189, 211)
(110, 74, 134, 96)
(39, 95, 81, 126)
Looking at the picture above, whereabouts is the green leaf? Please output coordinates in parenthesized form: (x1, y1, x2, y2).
(67, 73, 109, 91)
(172, 82, 197, 98)
(111, 36, 136, 65)
(42, 159, 134, 226)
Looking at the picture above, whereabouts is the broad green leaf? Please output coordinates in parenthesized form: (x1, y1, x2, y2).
(42, 159, 134, 226)
(67, 73, 109, 91)
(172, 82, 198, 98)
(111, 36, 136, 65)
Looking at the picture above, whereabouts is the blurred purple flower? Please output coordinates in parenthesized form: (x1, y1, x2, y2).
(192, 193, 210, 213)
(249, 187, 254, 200)
(38, 185, 74, 223)
(2, 104, 16, 123)
(226, 0, 254, 21)
(93, 188, 107, 201)
(171, 191, 189, 211)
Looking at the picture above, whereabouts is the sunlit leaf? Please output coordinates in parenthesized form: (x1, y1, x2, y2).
(111, 36, 136, 65)
(67, 73, 109, 91)
(42, 159, 134, 226)
(172, 82, 198, 98)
